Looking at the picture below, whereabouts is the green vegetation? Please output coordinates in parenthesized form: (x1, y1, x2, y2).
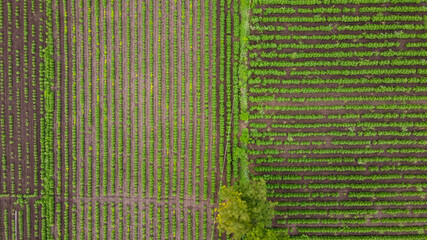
(216, 179, 289, 240)
(246, 0, 427, 238)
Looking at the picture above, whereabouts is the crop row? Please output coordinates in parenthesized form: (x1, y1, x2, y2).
(250, 104, 427, 111)
(254, 165, 427, 172)
(249, 94, 427, 102)
(256, 6, 427, 15)
(251, 59, 427, 68)
(254, 156, 427, 164)
(276, 200, 427, 207)
(249, 112, 427, 120)
(248, 41, 399, 50)
(269, 121, 427, 129)
(296, 226, 425, 234)
(276, 208, 427, 216)
(250, 86, 427, 94)
(248, 32, 427, 40)
(268, 191, 427, 198)
(252, 0, 426, 5)
(253, 50, 427, 59)
(253, 15, 423, 23)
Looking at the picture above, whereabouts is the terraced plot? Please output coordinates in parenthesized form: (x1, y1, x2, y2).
(247, 0, 427, 238)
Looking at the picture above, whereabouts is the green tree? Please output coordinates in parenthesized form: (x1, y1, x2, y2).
(215, 179, 289, 240)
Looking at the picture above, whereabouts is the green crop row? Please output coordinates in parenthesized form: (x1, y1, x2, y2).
(270, 94, 427, 102)
(251, 130, 427, 138)
(304, 174, 402, 181)
(253, 0, 426, 5)
(333, 139, 427, 145)
(254, 165, 367, 172)
(255, 50, 427, 59)
(349, 191, 427, 198)
(269, 192, 340, 198)
(309, 183, 427, 190)
(276, 200, 374, 207)
(291, 235, 426, 240)
(359, 6, 427, 12)
(250, 112, 427, 120)
(249, 32, 427, 41)
(270, 121, 427, 129)
(251, 59, 427, 68)
(250, 104, 427, 112)
(279, 218, 368, 225)
(297, 226, 425, 234)
(250, 86, 427, 94)
(248, 41, 399, 50)
(253, 15, 422, 23)
(290, 68, 423, 76)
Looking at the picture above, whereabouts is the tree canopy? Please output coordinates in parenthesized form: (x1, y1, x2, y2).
(215, 179, 289, 240)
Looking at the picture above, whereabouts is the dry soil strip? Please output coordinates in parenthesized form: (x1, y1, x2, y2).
(128, 0, 136, 237)
(0, 0, 8, 196)
(66, 0, 75, 237)
(152, 0, 160, 237)
(160, 0, 168, 239)
(168, 0, 176, 238)
(121, 0, 129, 199)
(51, 0, 59, 237)
(58, 0, 69, 237)
(183, 0, 191, 238)
(144, 0, 151, 238)
(74, 0, 82, 237)
(206, 0, 215, 238)
(199, 0, 207, 237)
(176, 0, 183, 237)
(83, 0, 90, 202)
(105, 0, 113, 237)
(191, 0, 199, 238)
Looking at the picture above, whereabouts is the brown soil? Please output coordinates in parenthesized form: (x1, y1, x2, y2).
(0, 0, 45, 238)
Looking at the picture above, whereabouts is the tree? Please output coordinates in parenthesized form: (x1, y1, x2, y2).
(215, 179, 289, 240)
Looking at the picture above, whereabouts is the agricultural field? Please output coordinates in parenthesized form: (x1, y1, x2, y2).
(1, 0, 427, 239)
(0, 0, 241, 239)
(0, 0, 46, 239)
(247, 0, 427, 238)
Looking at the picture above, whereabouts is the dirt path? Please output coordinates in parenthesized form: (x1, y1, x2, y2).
(105, 0, 113, 237)
(135, 0, 145, 236)
(183, 0, 191, 238)
(83, 0, 90, 204)
(128, 0, 136, 237)
(98, 0, 106, 212)
(0, 0, 9, 196)
(144, 0, 152, 238)
(214, 0, 223, 238)
(113, 0, 121, 235)
(168, 0, 176, 238)
(160, 0, 168, 239)
(66, 0, 75, 237)
(56, 0, 68, 237)
(74, 0, 82, 237)
(175, 0, 183, 237)
(199, 0, 207, 237)
(152, 0, 160, 238)
(121, 0, 129, 200)
(206, 0, 215, 238)
(192, 1, 199, 238)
